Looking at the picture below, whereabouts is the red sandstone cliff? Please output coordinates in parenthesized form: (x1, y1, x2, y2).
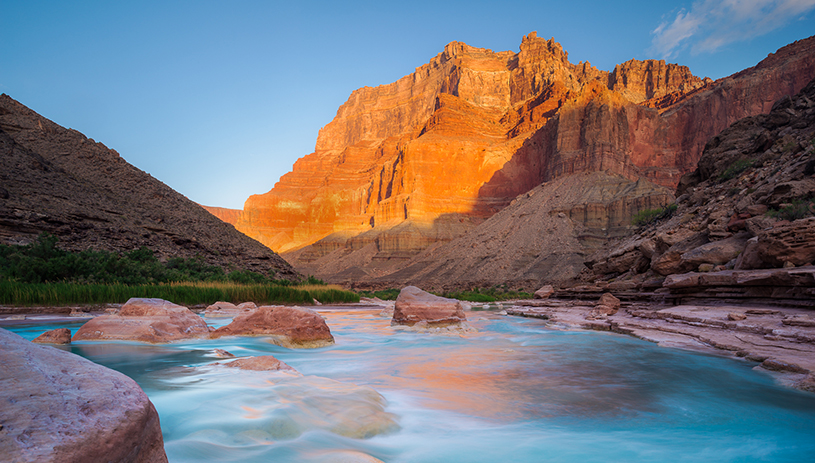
(235, 33, 815, 287)
(203, 206, 241, 226)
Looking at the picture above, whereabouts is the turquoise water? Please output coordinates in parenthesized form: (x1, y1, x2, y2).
(8, 309, 815, 462)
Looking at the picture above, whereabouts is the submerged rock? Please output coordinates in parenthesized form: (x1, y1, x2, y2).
(0, 328, 167, 462)
(221, 355, 297, 372)
(392, 286, 467, 327)
(211, 306, 334, 348)
(73, 297, 210, 343)
(32, 327, 71, 344)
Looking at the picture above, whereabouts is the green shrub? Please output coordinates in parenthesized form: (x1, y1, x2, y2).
(0, 280, 360, 306)
(0, 233, 274, 285)
(357, 288, 401, 300)
(632, 204, 677, 227)
(766, 198, 815, 221)
(718, 158, 754, 182)
(441, 286, 533, 302)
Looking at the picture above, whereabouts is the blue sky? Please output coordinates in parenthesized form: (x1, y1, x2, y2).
(2, 1, 813, 209)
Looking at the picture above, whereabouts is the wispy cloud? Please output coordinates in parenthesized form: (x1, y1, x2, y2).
(650, 0, 815, 59)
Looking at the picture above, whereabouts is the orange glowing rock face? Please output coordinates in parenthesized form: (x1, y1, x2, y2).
(235, 33, 815, 255)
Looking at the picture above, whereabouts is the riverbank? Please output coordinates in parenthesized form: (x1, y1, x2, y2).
(506, 299, 815, 392)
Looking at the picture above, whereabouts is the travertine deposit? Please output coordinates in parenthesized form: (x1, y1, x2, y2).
(233, 33, 814, 287)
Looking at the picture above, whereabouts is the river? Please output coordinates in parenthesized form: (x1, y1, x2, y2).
(8, 307, 815, 462)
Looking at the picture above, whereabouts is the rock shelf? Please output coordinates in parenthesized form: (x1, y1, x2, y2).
(507, 299, 815, 392)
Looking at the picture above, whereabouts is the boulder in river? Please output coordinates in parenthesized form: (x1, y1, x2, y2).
(211, 306, 335, 348)
(73, 297, 210, 343)
(392, 286, 467, 327)
(32, 327, 72, 344)
(0, 328, 168, 462)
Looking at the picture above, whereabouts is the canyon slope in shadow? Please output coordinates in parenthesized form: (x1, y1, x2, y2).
(0, 95, 299, 280)
(225, 33, 815, 289)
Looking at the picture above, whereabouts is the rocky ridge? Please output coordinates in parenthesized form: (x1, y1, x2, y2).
(234, 33, 815, 288)
(0, 95, 298, 280)
(566, 78, 815, 306)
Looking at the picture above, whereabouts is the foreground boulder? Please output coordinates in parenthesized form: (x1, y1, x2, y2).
(392, 286, 467, 327)
(211, 306, 334, 348)
(0, 328, 167, 462)
(32, 328, 72, 344)
(73, 298, 209, 343)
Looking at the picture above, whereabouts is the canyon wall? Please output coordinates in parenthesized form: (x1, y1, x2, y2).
(0, 95, 299, 280)
(235, 33, 815, 287)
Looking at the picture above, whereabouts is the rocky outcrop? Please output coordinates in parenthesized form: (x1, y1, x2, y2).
(573, 77, 815, 306)
(237, 33, 814, 288)
(391, 286, 467, 327)
(506, 300, 815, 392)
(211, 306, 335, 348)
(0, 328, 167, 462)
(32, 327, 72, 344)
(0, 95, 298, 281)
(73, 298, 210, 343)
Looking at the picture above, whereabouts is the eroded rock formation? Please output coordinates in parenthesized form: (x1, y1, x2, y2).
(234, 33, 814, 288)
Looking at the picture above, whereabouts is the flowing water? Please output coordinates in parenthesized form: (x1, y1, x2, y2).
(8, 308, 815, 462)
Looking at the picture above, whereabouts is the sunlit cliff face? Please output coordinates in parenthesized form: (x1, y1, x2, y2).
(234, 33, 815, 279)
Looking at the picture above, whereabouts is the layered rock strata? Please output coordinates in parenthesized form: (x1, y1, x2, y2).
(506, 300, 815, 393)
(0, 328, 168, 462)
(0, 95, 298, 280)
(73, 298, 210, 343)
(237, 33, 814, 287)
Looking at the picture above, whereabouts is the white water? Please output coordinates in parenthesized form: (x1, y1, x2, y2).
(9, 308, 815, 462)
